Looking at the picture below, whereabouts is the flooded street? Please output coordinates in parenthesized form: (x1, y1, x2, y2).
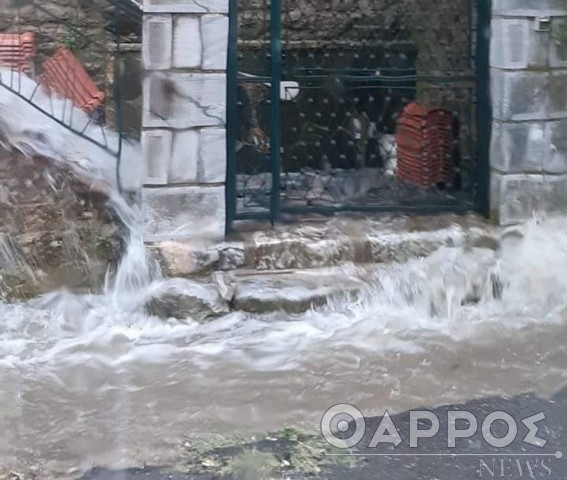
(0, 0, 563, 477)
(1, 218, 567, 478)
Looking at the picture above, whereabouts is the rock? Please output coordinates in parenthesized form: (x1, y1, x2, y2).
(0, 147, 124, 300)
(232, 268, 366, 315)
(150, 241, 220, 276)
(145, 278, 230, 322)
(0, 270, 37, 300)
(211, 271, 235, 302)
(218, 243, 246, 270)
(471, 234, 500, 251)
(245, 224, 356, 271)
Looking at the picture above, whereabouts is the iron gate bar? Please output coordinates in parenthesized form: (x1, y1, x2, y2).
(475, 0, 492, 217)
(113, 6, 124, 194)
(294, 68, 420, 75)
(232, 211, 272, 221)
(269, 0, 282, 223)
(236, 75, 272, 83)
(289, 75, 476, 83)
(280, 204, 472, 216)
(225, 0, 239, 233)
(239, 40, 417, 49)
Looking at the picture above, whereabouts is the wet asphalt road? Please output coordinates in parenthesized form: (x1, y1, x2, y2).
(81, 389, 567, 480)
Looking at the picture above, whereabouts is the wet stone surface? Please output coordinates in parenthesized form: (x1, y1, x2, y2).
(0, 147, 124, 299)
(154, 213, 497, 276)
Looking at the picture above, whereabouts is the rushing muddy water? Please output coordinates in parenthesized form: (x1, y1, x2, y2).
(2, 217, 567, 477)
(1, 71, 567, 478)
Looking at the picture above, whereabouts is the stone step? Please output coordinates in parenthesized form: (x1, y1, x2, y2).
(145, 266, 371, 320)
(146, 236, 500, 320)
(151, 213, 498, 277)
(230, 267, 368, 315)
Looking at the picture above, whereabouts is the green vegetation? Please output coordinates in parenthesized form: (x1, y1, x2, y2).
(221, 450, 279, 480)
(0, 272, 37, 301)
(60, 17, 88, 53)
(174, 428, 359, 479)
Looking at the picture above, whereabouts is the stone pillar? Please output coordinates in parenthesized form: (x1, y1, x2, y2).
(490, 0, 567, 225)
(141, 0, 229, 243)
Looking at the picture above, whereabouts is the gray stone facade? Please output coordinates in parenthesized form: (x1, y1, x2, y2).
(142, 0, 228, 243)
(490, 0, 567, 224)
(139, 0, 567, 240)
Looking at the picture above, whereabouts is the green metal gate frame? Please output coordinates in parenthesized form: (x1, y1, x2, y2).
(226, 0, 492, 232)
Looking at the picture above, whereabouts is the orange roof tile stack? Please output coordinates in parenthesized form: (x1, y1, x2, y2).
(396, 102, 454, 188)
(41, 48, 105, 114)
(0, 32, 36, 73)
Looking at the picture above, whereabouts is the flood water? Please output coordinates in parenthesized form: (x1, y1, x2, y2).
(1, 217, 567, 478)
(1, 71, 567, 478)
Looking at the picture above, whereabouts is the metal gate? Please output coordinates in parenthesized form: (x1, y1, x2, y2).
(226, 0, 491, 228)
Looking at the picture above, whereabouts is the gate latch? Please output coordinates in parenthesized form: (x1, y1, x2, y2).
(535, 16, 551, 32)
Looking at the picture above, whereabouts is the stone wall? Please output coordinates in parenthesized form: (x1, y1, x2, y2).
(141, 0, 228, 243)
(238, 0, 473, 103)
(490, 0, 567, 225)
(238, 0, 471, 73)
(139, 0, 475, 244)
(0, 148, 123, 300)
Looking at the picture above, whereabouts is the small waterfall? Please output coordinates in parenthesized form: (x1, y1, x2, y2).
(103, 192, 161, 309)
(0, 234, 18, 271)
(0, 69, 156, 304)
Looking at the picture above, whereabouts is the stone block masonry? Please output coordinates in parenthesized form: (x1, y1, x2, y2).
(490, 0, 567, 225)
(139, 0, 567, 235)
(142, 0, 229, 243)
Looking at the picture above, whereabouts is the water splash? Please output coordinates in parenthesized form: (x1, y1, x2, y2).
(0, 68, 141, 194)
(0, 216, 564, 370)
(103, 196, 161, 310)
(0, 70, 158, 306)
(0, 233, 18, 271)
(0, 217, 566, 477)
